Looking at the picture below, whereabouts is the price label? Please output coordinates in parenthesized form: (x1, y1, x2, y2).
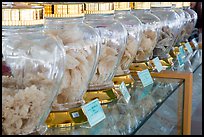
(184, 42, 193, 53)
(81, 99, 106, 127)
(177, 53, 184, 66)
(137, 69, 154, 87)
(119, 81, 131, 103)
(152, 57, 163, 72)
(179, 46, 185, 58)
(192, 38, 198, 48)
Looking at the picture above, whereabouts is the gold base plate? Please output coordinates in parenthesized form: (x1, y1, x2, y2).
(45, 107, 87, 128)
(112, 74, 135, 89)
(83, 88, 119, 105)
(130, 56, 174, 73)
(129, 61, 153, 73)
(158, 57, 174, 70)
(157, 54, 174, 67)
(169, 47, 179, 58)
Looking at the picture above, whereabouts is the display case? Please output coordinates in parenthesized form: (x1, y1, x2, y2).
(44, 47, 202, 135)
(2, 2, 202, 135)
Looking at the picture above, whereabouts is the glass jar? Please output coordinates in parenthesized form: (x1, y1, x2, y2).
(84, 3, 127, 91)
(43, 3, 100, 111)
(131, 2, 161, 62)
(113, 2, 143, 77)
(150, 2, 180, 59)
(171, 2, 187, 45)
(182, 10, 193, 42)
(2, 4, 65, 135)
(183, 2, 198, 41)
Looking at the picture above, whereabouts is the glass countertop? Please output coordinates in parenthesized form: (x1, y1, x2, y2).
(45, 48, 202, 135)
(45, 76, 183, 135)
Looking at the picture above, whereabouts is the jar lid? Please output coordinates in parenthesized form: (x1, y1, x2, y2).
(84, 3, 114, 14)
(172, 2, 183, 8)
(2, 3, 44, 26)
(182, 2, 190, 7)
(26, 2, 44, 6)
(40, 2, 84, 18)
(113, 2, 131, 11)
(2, 2, 14, 5)
(131, 2, 151, 10)
(151, 2, 172, 8)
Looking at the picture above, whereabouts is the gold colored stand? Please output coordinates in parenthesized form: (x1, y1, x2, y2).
(112, 73, 135, 89)
(129, 61, 153, 72)
(45, 107, 87, 128)
(83, 88, 119, 105)
(130, 55, 174, 73)
(46, 87, 120, 128)
(198, 43, 202, 49)
(169, 47, 180, 58)
(159, 55, 174, 69)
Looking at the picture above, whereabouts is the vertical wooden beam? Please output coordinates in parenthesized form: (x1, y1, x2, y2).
(183, 73, 193, 135)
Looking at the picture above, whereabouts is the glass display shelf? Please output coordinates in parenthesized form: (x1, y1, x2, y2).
(45, 76, 183, 135)
(136, 61, 202, 135)
(173, 47, 202, 73)
(45, 48, 201, 135)
(185, 49, 202, 73)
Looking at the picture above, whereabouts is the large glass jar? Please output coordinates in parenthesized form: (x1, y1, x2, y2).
(182, 9, 193, 42)
(131, 2, 161, 62)
(183, 2, 198, 41)
(43, 3, 100, 111)
(171, 2, 187, 45)
(2, 4, 65, 135)
(84, 3, 127, 91)
(113, 2, 143, 84)
(150, 2, 180, 59)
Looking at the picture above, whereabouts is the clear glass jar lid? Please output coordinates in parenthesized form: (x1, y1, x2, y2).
(183, 2, 191, 7)
(84, 2, 114, 14)
(2, 3, 44, 26)
(172, 2, 183, 8)
(41, 2, 85, 18)
(113, 2, 131, 11)
(131, 2, 151, 9)
(151, 2, 172, 8)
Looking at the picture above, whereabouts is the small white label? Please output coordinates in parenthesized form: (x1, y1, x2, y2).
(119, 81, 131, 103)
(81, 99, 106, 127)
(137, 69, 154, 87)
(184, 42, 193, 53)
(152, 57, 163, 72)
(179, 46, 186, 58)
(71, 112, 80, 118)
(177, 53, 184, 66)
(192, 38, 198, 48)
